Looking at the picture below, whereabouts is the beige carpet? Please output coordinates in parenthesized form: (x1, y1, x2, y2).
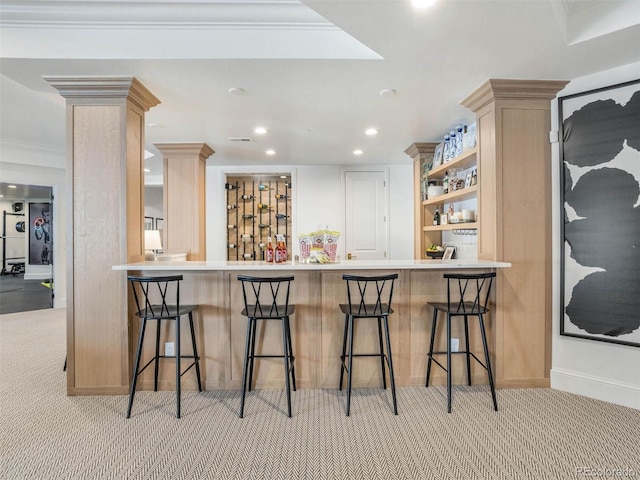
(1, 308, 639, 480)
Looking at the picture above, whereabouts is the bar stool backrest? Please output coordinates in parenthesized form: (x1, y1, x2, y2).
(443, 272, 496, 315)
(237, 275, 294, 318)
(127, 274, 184, 319)
(342, 273, 398, 317)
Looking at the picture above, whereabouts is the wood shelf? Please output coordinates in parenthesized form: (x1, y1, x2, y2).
(429, 147, 477, 178)
(423, 221, 478, 232)
(423, 185, 478, 206)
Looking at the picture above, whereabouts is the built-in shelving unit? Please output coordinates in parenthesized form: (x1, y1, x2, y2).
(226, 174, 291, 261)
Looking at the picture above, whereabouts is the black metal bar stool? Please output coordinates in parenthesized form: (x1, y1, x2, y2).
(126, 274, 202, 418)
(426, 272, 498, 413)
(339, 273, 398, 416)
(238, 275, 296, 418)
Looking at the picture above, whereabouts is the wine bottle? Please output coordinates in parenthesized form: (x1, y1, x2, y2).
(227, 224, 237, 229)
(275, 194, 288, 200)
(241, 194, 254, 200)
(257, 203, 271, 210)
(227, 204, 237, 210)
(242, 214, 255, 219)
(258, 184, 269, 191)
(275, 213, 289, 219)
(443, 171, 449, 195)
(242, 253, 254, 259)
(225, 183, 238, 190)
(228, 243, 236, 249)
(433, 208, 440, 226)
(258, 223, 271, 229)
(266, 237, 274, 263)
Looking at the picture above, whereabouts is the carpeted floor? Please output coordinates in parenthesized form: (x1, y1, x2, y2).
(1, 308, 639, 479)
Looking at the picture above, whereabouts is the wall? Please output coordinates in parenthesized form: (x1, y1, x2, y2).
(550, 61, 640, 409)
(0, 161, 66, 307)
(206, 163, 414, 261)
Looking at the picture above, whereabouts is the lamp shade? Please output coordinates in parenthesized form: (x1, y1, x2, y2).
(144, 230, 162, 251)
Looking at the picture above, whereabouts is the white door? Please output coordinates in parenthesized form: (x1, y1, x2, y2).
(344, 170, 388, 260)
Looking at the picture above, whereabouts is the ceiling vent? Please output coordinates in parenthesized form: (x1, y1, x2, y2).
(228, 137, 251, 142)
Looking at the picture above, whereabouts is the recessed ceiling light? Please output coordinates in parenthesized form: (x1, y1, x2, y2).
(144, 168, 151, 173)
(412, 0, 437, 8)
(365, 128, 378, 136)
(8, 185, 17, 189)
(280, 175, 287, 179)
(353, 149, 364, 156)
(266, 149, 276, 156)
(0, 194, 4, 198)
(254, 127, 268, 135)
(228, 87, 245, 95)
(379, 89, 397, 97)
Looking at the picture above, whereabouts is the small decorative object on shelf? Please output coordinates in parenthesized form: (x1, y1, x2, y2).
(455, 125, 464, 157)
(443, 133, 451, 162)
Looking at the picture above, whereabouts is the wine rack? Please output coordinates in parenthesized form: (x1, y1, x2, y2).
(226, 175, 292, 261)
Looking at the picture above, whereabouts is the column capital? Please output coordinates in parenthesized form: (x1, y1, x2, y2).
(404, 142, 438, 159)
(460, 79, 569, 113)
(154, 142, 215, 161)
(43, 75, 160, 111)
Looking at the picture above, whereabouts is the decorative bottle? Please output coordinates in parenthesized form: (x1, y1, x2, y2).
(266, 237, 274, 263)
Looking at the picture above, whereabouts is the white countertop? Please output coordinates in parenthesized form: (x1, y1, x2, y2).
(113, 259, 511, 271)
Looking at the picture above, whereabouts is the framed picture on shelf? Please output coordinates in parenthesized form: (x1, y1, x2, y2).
(465, 172, 472, 188)
(433, 143, 444, 168)
(443, 246, 455, 260)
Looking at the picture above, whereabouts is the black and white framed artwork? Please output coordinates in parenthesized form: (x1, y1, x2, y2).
(559, 79, 640, 347)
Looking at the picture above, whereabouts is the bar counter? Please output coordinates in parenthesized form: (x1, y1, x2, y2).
(112, 259, 511, 392)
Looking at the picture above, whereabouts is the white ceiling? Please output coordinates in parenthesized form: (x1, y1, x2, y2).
(1, 0, 639, 184)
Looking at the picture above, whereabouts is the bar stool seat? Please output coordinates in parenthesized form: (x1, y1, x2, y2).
(426, 272, 498, 413)
(338, 273, 398, 416)
(126, 274, 202, 419)
(238, 275, 296, 418)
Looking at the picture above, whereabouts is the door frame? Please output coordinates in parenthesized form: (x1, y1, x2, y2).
(340, 166, 390, 260)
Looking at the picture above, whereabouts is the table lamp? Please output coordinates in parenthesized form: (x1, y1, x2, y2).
(144, 230, 162, 261)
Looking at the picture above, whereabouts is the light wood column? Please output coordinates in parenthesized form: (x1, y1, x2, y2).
(45, 76, 160, 395)
(461, 79, 568, 388)
(405, 143, 438, 259)
(154, 143, 214, 260)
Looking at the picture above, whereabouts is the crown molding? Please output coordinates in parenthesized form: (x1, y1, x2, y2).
(43, 76, 161, 111)
(404, 142, 438, 159)
(154, 143, 215, 161)
(460, 79, 570, 113)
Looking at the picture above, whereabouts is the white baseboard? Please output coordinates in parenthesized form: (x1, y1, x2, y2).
(551, 368, 640, 410)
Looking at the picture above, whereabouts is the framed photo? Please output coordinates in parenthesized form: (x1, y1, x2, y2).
(559, 79, 640, 347)
(442, 246, 455, 260)
(464, 172, 472, 188)
(433, 143, 444, 168)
